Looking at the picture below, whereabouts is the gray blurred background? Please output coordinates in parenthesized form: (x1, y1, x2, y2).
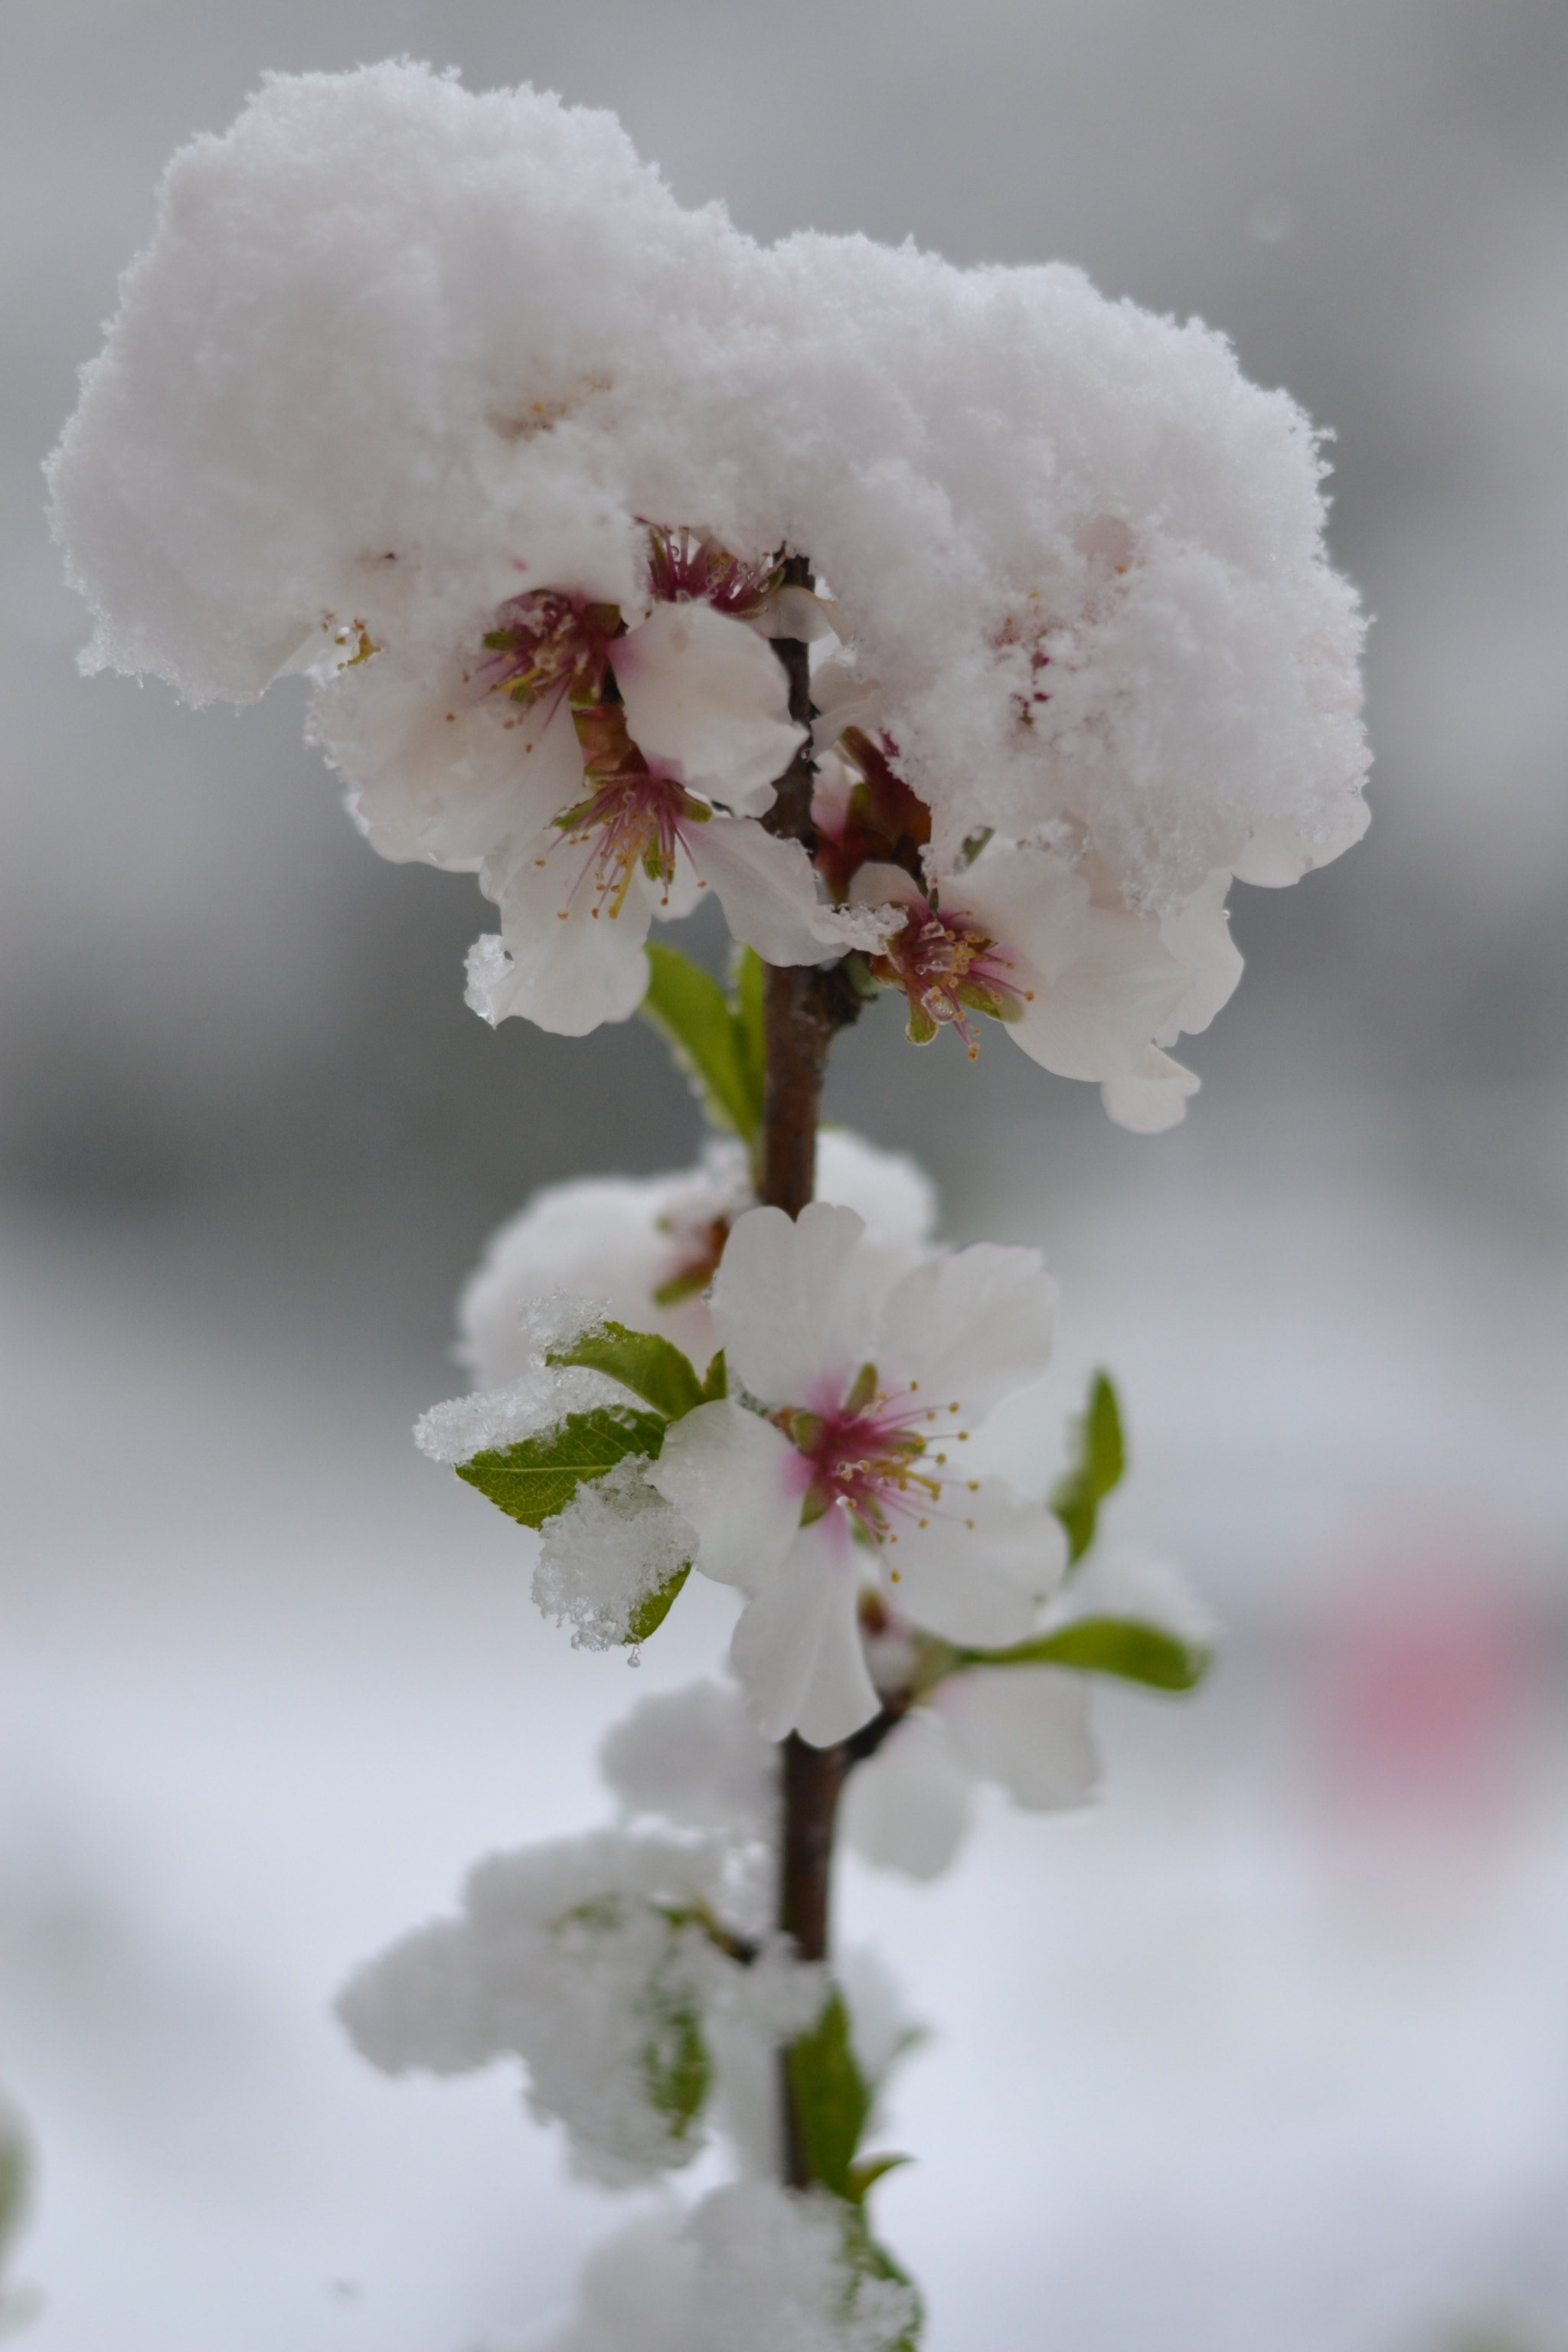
(3, 5, 1567, 2349)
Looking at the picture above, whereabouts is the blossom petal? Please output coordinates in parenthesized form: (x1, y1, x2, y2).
(1155, 871, 1243, 1044)
(729, 1527, 879, 1743)
(841, 1710, 973, 1880)
(691, 817, 898, 968)
(876, 1244, 1057, 1425)
(1007, 903, 1190, 1080)
(646, 1400, 800, 1590)
(1100, 1045, 1200, 1132)
(325, 648, 583, 871)
(709, 1203, 874, 1409)
(939, 1664, 1100, 1811)
(469, 827, 655, 1034)
(881, 1476, 1063, 1648)
(942, 847, 1090, 988)
(609, 602, 802, 815)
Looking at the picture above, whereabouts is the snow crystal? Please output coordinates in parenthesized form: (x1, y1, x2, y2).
(51, 58, 1367, 936)
(533, 1455, 696, 1652)
(416, 1288, 616, 1461)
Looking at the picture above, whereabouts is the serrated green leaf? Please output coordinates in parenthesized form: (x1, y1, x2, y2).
(641, 943, 762, 1148)
(965, 1615, 1211, 1692)
(1050, 1370, 1125, 1564)
(701, 1348, 728, 1400)
(0, 2132, 26, 2263)
(456, 1405, 667, 1530)
(786, 1991, 874, 2200)
(839, 2204, 923, 2349)
(626, 1563, 691, 1645)
(547, 1319, 704, 1421)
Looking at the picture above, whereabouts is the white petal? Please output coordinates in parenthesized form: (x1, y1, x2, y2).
(942, 847, 1090, 987)
(875, 1245, 1057, 1425)
(691, 817, 897, 967)
(1007, 903, 1190, 1080)
(1100, 1045, 1200, 1132)
(709, 1203, 874, 1409)
(646, 1401, 801, 1591)
(729, 1527, 879, 1743)
(841, 1710, 973, 1880)
(939, 1665, 1100, 1811)
(320, 645, 583, 872)
(1154, 871, 1243, 1044)
(808, 659, 887, 754)
(609, 602, 803, 815)
(472, 828, 655, 1034)
(881, 1477, 1063, 1648)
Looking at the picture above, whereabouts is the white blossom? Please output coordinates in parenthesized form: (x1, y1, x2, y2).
(649, 1204, 1067, 1744)
(458, 1132, 939, 1385)
(844, 1547, 1217, 1878)
(536, 2186, 919, 2352)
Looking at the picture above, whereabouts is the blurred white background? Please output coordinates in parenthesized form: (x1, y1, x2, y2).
(3, 3, 1567, 2347)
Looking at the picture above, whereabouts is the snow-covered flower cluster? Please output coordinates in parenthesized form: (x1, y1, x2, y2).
(338, 1676, 919, 2194)
(49, 60, 1367, 1125)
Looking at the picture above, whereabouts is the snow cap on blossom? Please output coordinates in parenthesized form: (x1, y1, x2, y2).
(336, 1826, 821, 2187)
(537, 2186, 920, 2352)
(458, 1130, 939, 1383)
(51, 60, 1367, 1042)
(649, 1203, 1068, 1745)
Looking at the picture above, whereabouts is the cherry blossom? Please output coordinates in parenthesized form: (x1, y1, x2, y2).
(648, 1204, 1067, 1745)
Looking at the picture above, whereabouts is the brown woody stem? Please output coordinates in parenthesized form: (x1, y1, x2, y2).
(759, 554, 866, 2187)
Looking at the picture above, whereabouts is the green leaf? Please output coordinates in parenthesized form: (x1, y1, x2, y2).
(732, 945, 766, 1118)
(640, 942, 763, 1149)
(965, 1615, 1211, 1693)
(456, 1404, 668, 1530)
(626, 1564, 691, 1645)
(701, 1348, 728, 1400)
(642, 1995, 710, 2141)
(786, 1991, 874, 2200)
(1050, 1370, 1125, 1564)
(839, 2205, 923, 2350)
(547, 1318, 704, 1421)
(844, 2152, 913, 2206)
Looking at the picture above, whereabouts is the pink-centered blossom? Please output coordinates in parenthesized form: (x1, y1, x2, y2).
(648, 1204, 1067, 1746)
(845, 844, 1242, 1133)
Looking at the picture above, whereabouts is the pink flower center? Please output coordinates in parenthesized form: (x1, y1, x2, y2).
(645, 525, 779, 619)
(776, 1365, 942, 1548)
(870, 894, 1027, 1057)
(553, 768, 709, 920)
(481, 592, 622, 713)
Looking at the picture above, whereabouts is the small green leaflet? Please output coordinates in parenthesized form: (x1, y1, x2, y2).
(547, 1319, 704, 1421)
(639, 942, 766, 1161)
(641, 1995, 710, 2141)
(786, 1990, 874, 2201)
(626, 1565, 691, 1645)
(456, 1404, 668, 1530)
(965, 1614, 1211, 1693)
(1050, 1370, 1125, 1564)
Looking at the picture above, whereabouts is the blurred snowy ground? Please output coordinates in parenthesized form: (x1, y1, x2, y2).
(5, 1076, 1567, 2352)
(5, 0, 1568, 2344)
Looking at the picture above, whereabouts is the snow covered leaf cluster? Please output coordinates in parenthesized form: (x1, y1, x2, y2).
(536, 2186, 920, 2352)
(50, 60, 1367, 1123)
